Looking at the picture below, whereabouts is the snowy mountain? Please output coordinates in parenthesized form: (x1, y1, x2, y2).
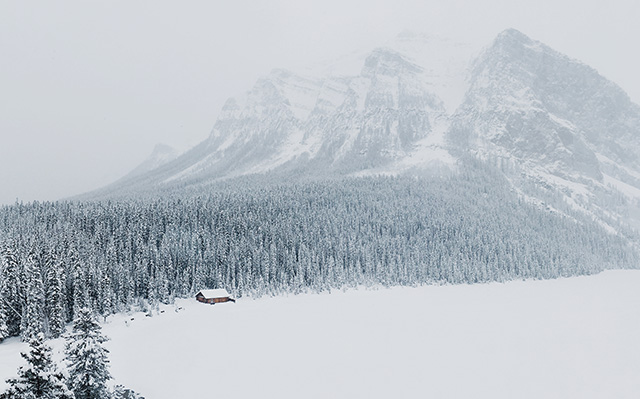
(91, 29, 640, 232)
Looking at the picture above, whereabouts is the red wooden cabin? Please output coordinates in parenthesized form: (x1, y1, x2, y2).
(195, 289, 236, 304)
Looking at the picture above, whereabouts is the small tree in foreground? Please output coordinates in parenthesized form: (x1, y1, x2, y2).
(65, 308, 111, 399)
(112, 385, 144, 399)
(0, 333, 74, 399)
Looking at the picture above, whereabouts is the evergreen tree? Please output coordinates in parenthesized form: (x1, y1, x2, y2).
(45, 254, 66, 338)
(0, 244, 22, 337)
(65, 308, 111, 399)
(98, 271, 114, 319)
(0, 332, 74, 399)
(0, 301, 9, 343)
(70, 249, 87, 321)
(0, 254, 10, 342)
(20, 253, 45, 342)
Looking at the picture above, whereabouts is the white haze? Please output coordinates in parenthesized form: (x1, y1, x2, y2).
(0, 0, 639, 204)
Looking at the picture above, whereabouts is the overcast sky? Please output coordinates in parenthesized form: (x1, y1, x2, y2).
(1, 0, 638, 205)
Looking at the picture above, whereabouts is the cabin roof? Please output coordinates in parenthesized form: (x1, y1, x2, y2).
(197, 289, 231, 299)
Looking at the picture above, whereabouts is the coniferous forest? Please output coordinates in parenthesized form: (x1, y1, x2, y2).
(0, 163, 638, 341)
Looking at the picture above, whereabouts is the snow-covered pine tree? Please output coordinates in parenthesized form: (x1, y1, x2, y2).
(70, 249, 87, 321)
(98, 271, 114, 319)
(0, 332, 74, 399)
(46, 253, 66, 338)
(20, 252, 45, 342)
(0, 300, 9, 343)
(0, 253, 10, 342)
(65, 308, 111, 399)
(1, 243, 22, 337)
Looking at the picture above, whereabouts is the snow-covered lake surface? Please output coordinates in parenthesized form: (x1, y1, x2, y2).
(1, 270, 639, 398)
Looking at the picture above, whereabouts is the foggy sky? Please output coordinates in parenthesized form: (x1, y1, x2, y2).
(1, 0, 639, 205)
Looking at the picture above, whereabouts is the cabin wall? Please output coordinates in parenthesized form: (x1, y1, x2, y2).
(196, 295, 231, 304)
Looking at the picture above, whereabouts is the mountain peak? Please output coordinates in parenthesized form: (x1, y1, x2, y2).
(496, 28, 532, 42)
(485, 28, 540, 56)
(361, 48, 422, 77)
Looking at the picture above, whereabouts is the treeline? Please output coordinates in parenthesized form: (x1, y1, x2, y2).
(1, 166, 638, 341)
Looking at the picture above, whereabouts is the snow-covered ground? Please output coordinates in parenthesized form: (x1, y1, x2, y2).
(1, 270, 639, 398)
